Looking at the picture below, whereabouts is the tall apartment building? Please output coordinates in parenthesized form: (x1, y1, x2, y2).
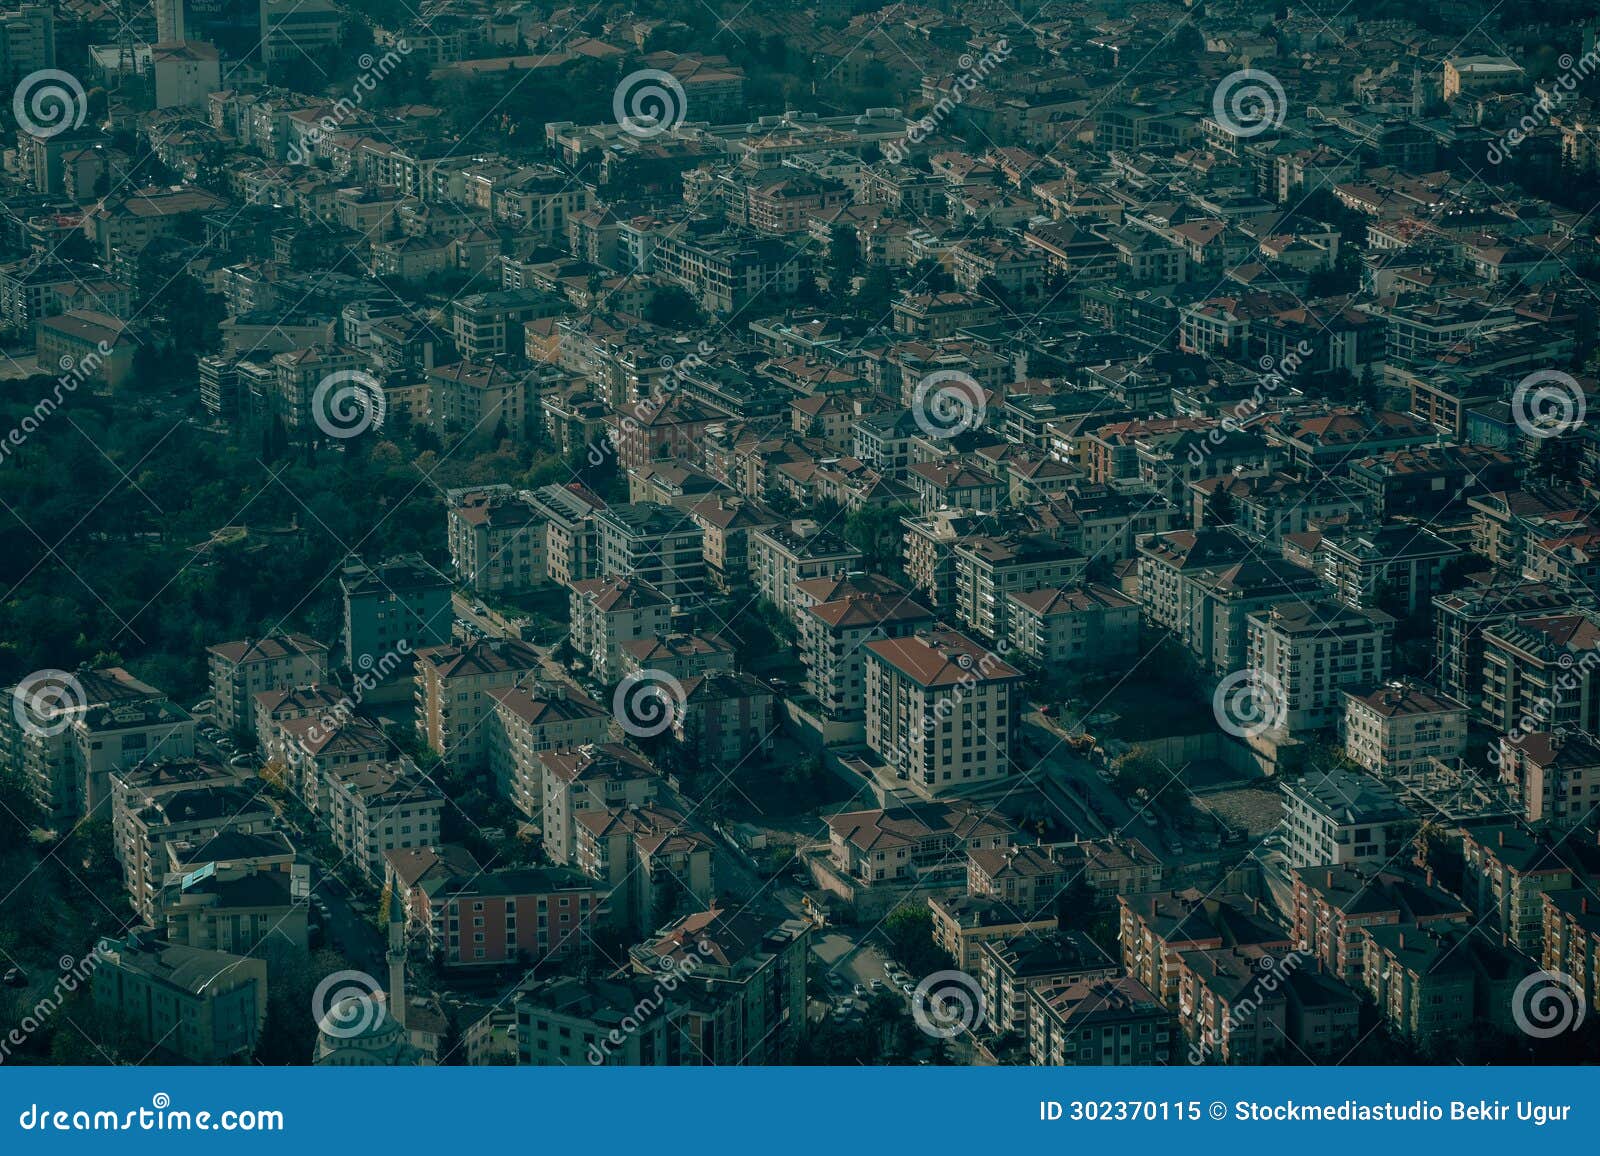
(485, 686, 610, 823)
(568, 575, 673, 685)
(626, 907, 811, 1065)
(1343, 681, 1468, 778)
(593, 501, 706, 604)
(93, 938, 266, 1064)
(802, 590, 934, 722)
(1496, 730, 1600, 828)
(206, 632, 330, 735)
(3, 665, 164, 818)
(1245, 599, 1393, 733)
(447, 487, 548, 594)
(537, 743, 661, 866)
(1460, 823, 1596, 955)
(750, 520, 864, 622)
(1006, 584, 1140, 668)
(339, 553, 454, 687)
(414, 638, 544, 773)
(575, 803, 714, 931)
(1481, 612, 1600, 736)
(863, 628, 1023, 797)
(1291, 862, 1469, 986)
(1027, 975, 1177, 1066)
(0, 5, 54, 88)
(1278, 768, 1415, 869)
(73, 699, 196, 820)
(952, 532, 1087, 642)
(324, 758, 445, 884)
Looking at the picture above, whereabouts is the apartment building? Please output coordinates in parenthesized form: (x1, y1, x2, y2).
(953, 532, 1088, 642)
(527, 483, 606, 590)
(447, 488, 548, 595)
(1343, 681, 1468, 778)
(688, 493, 784, 593)
(1357, 923, 1525, 1045)
(486, 685, 611, 823)
(617, 631, 735, 683)
(927, 895, 1059, 972)
(538, 743, 661, 867)
(118, 782, 275, 921)
(1178, 945, 1359, 1063)
(1541, 889, 1600, 1019)
(1432, 583, 1577, 713)
(1279, 768, 1415, 869)
(1117, 889, 1292, 1009)
(802, 590, 934, 722)
(575, 803, 715, 931)
(276, 715, 387, 816)
(1481, 612, 1600, 736)
(750, 520, 864, 622)
(339, 553, 453, 687)
(826, 802, 1016, 891)
(206, 632, 330, 736)
(568, 575, 673, 685)
(73, 699, 196, 819)
(1496, 730, 1600, 828)
(593, 501, 707, 604)
(977, 931, 1119, 1035)
(160, 863, 307, 955)
(1460, 823, 1597, 955)
(515, 974, 682, 1065)
(627, 907, 811, 1065)
(906, 461, 1004, 516)
(324, 758, 445, 884)
(863, 628, 1024, 797)
(1006, 584, 1140, 668)
(414, 865, 606, 968)
(673, 671, 776, 768)
(92, 938, 266, 1064)
(1291, 862, 1469, 986)
(1027, 976, 1177, 1066)
(414, 638, 543, 773)
(1245, 599, 1394, 733)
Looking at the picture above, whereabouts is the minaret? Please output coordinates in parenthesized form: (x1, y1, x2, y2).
(386, 883, 407, 1030)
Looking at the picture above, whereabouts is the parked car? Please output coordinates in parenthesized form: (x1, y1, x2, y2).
(3, 967, 26, 988)
(852, 983, 867, 998)
(900, 982, 916, 997)
(190, 699, 214, 714)
(869, 979, 885, 993)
